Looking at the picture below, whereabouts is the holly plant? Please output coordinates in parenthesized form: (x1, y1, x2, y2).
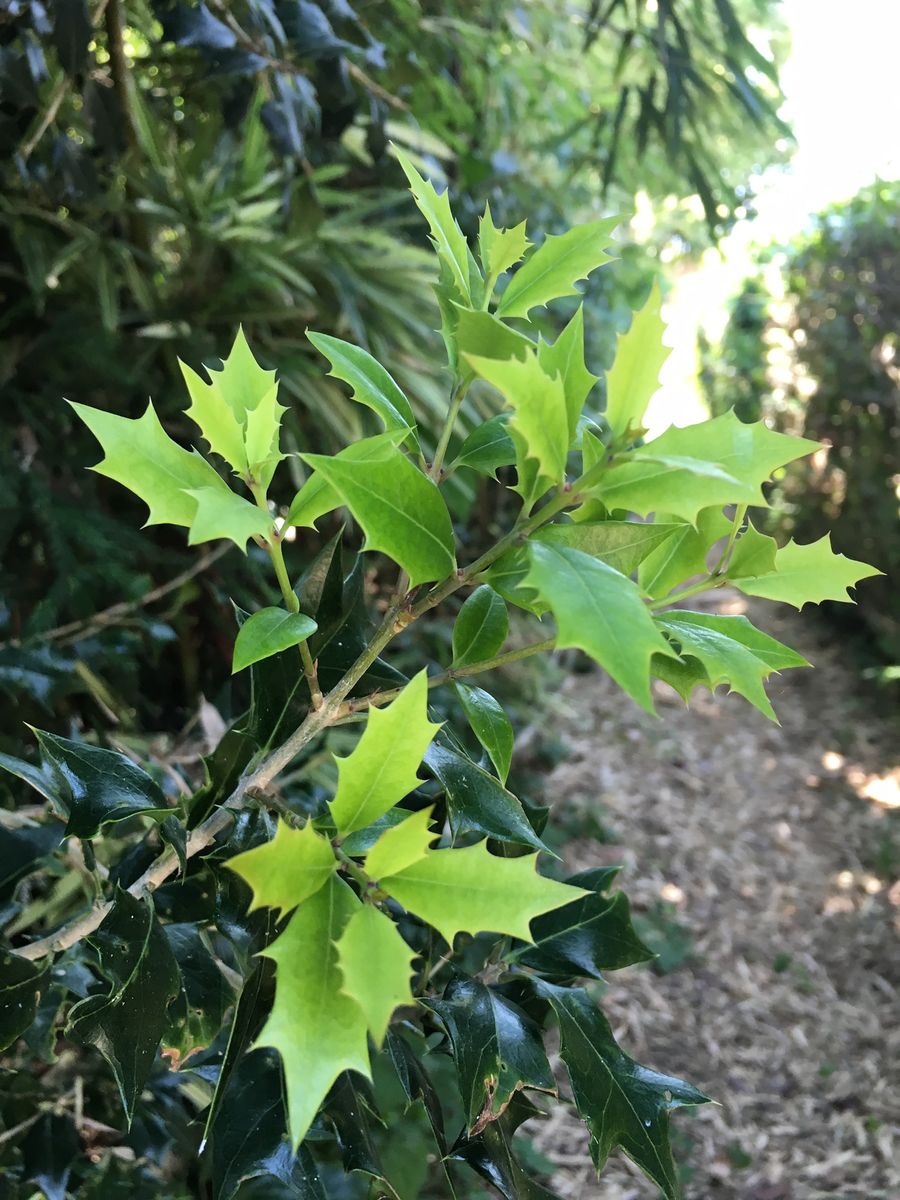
(0, 151, 880, 1200)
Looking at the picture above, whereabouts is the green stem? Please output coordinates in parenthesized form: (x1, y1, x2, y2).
(339, 637, 557, 716)
(712, 503, 747, 575)
(333, 844, 373, 892)
(252, 484, 324, 710)
(429, 382, 468, 480)
(649, 576, 724, 611)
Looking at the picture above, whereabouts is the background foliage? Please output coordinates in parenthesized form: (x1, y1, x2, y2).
(701, 180, 900, 667)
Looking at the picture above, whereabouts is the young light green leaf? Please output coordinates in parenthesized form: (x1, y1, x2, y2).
(455, 308, 533, 370)
(456, 683, 514, 783)
(380, 841, 587, 944)
(301, 441, 456, 587)
(180, 360, 248, 474)
(538, 982, 709, 1200)
(466, 350, 569, 488)
(449, 414, 516, 478)
(656, 611, 810, 721)
(396, 149, 470, 302)
(365, 807, 437, 880)
(225, 820, 337, 919)
(329, 671, 442, 837)
(336, 905, 415, 1046)
(210, 326, 278, 417)
(497, 216, 619, 319)
(179, 328, 278, 472)
(587, 455, 750, 525)
(307, 332, 418, 449)
(422, 976, 554, 1132)
(638, 508, 731, 598)
(452, 585, 509, 667)
(726, 519, 778, 578)
(731, 534, 882, 607)
(71, 400, 225, 529)
(232, 607, 318, 673)
(258, 876, 370, 1149)
(479, 202, 530, 279)
(523, 542, 677, 713)
(185, 485, 272, 551)
(537, 306, 598, 439)
(640, 410, 820, 501)
(534, 521, 683, 577)
(604, 281, 670, 440)
(243, 384, 287, 492)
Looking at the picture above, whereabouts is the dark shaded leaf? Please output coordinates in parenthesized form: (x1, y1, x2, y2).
(451, 1105, 560, 1200)
(424, 741, 547, 852)
(423, 976, 554, 1132)
(66, 888, 181, 1122)
(0, 950, 49, 1052)
(0, 822, 63, 898)
(387, 1027, 447, 1154)
(209, 1047, 325, 1200)
(164, 923, 236, 1063)
(160, 2, 237, 51)
(202, 956, 275, 1147)
(0, 731, 170, 839)
(324, 1072, 384, 1177)
(538, 983, 710, 1199)
(507, 867, 653, 980)
(22, 1112, 81, 1200)
(52, 0, 91, 75)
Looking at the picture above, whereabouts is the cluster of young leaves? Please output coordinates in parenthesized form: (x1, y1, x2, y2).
(0, 150, 881, 1199)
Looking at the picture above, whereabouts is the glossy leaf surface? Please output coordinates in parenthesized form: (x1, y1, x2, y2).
(232, 607, 318, 673)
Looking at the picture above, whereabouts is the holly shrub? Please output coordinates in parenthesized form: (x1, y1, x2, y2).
(0, 153, 880, 1199)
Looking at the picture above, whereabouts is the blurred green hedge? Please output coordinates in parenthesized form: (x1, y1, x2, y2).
(701, 182, 900, 667)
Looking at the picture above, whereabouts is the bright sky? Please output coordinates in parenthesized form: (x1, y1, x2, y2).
(646, 0, 900, 435)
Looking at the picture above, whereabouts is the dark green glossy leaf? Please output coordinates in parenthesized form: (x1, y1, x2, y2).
(0, 950, 49, 1052)
(451, 1105, 560, 1200)
(66, 888, 181, 1122)
(538, 983, 710, 1199)
(507, 868, 653, 980)
(424, 976, 554, 1132)
(456, 683, 514, 783)
(298, 529, 346, 656)
(202, 956, 275, 1147)
(324, 1073, 385, 1179)
(0, 822, 63, 898)
(22, 1112, 81, 1200)
(209, 1047, 325, 1200)
(164, 923, 236, 1063)
(424, 741, 547, 852)
(452, 585, 509, 668)
(387, 1028, 447, 1154)
(0, 731, 170, 839)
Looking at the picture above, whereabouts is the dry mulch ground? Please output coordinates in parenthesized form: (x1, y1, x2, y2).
(524, 595, 899, 1200)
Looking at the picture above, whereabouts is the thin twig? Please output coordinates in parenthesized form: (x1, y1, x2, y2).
(4, 544, 229, 650)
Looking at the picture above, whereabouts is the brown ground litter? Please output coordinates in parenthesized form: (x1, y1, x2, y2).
(524, 595, 899, 1200)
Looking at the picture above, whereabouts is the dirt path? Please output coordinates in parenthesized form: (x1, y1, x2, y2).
(526, 596, 899, 1200)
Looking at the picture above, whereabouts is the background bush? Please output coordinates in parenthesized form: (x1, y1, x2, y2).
(701, 181, 900, 667)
